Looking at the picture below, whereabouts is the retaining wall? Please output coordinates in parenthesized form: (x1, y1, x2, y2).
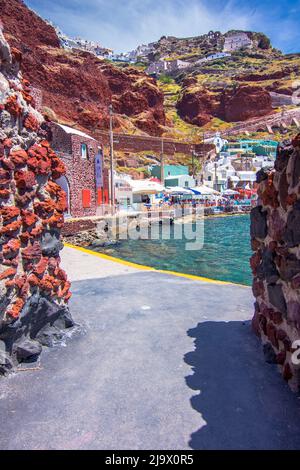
(251, 133, 300, 390)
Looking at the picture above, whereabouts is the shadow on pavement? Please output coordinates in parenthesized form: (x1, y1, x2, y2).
(184, 320, 300, 450)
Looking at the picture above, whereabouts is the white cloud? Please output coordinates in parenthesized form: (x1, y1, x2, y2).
(25, 0, 296, 53)
(26, 0, 257, 51)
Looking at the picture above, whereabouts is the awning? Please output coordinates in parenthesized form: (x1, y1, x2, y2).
(192, 185, 221, 195)
(129, 179, 165, 195)
(166, 186, 194, 195)
(222, 189, 239, 195)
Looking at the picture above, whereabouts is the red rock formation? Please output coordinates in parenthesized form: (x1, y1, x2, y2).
(177, 84, 272, 125)
(177, 89, 219, 126)
(219, 85, 273, 122)
(0, 0, 166, 136)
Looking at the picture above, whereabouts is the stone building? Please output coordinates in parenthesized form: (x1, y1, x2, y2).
(50, 123, 108, 218)
(146, 59, 168, 75)
(146, 58, 190, 75)
(223, 32, 253, 52)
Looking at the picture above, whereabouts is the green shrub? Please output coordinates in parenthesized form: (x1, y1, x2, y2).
(159, 74, 173, 84)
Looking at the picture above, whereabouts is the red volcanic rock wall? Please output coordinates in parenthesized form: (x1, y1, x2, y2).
(251, 134, 300, 391)
(0, 28, 73, 372)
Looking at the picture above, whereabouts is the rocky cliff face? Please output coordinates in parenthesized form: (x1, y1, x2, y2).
(177, 84, 273, 125)
(251, 134, 300, 391)
(0, 0, 166, 136)
(0, 26, 73, 373)
(219, 85, 273, 122)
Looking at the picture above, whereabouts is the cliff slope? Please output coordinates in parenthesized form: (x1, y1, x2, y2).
(0, 0, 166, 136)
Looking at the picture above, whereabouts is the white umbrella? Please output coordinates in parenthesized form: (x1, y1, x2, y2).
(222, 189, 239, 195)
(129, 179, 165, 195)
(166, 186, 194, 195)
(193, 185, 221, 195)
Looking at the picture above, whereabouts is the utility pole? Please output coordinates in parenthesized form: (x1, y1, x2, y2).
(214, 162, 218, 191)
(160, 137, 164, 184)
(191, 146, 195, 179)
(109, 104, 114, 207)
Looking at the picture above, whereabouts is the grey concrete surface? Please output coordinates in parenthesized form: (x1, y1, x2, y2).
(61, 245, 142, 281)
(1, 248, 300, 449)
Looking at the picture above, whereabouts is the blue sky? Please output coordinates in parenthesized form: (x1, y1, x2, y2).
(25, 0, 300, 53)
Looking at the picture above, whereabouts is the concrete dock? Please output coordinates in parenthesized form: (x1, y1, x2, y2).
(1, 245, 300, 450)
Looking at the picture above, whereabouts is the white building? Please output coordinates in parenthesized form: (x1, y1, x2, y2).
(164, 174, 196, 188)
(223, 32, 253, 52)
(168, 59, 190, 71)
(146, 58, 190, 75)
(50, 24, 113, 59)
(202, 153, 259, 191)
(196, 52, 231, 65)
(114, 176, 133, 209)
(146, 60, 169, 75)
(252, 155, 275, 171)
(126, 43, 155, 62)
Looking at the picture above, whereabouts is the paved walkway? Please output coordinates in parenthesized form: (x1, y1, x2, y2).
(1, 246, 300, 450)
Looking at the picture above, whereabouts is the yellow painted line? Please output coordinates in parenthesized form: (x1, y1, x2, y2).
(156, 269, 237, 285)
(64, 242, 249, 287)
(64, 243, 155, 271)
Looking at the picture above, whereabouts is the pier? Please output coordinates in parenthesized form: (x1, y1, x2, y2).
(1, 246, 300, 449)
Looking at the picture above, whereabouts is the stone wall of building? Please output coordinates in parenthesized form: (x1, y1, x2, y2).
(251, 133, 300, 390)
(51, 124, 101, 218)
(0, 28, 73, 372)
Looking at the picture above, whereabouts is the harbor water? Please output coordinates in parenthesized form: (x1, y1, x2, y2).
(92, 214, 252, 286)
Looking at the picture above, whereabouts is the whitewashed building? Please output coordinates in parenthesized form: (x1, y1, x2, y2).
(196, 52, 231, 64)
(223, 32, 253, 52)
(146, 58, 190, 75)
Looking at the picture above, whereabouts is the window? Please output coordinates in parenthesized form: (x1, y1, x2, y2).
(81, 143, 88, 159)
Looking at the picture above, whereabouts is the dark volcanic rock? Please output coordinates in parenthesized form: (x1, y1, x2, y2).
(36, 325, 65, 347)
(15, 339, 42, 362)
(277, 253, 300, 282)
(275, 141, 293, 172)
(290, 150, 300, 188)
(257, 249, 279, 284)
(263, 342, 277, 364)
(0, 294, 74, 367)
(250, 206, 268, 239)
(283, 200, 300, 247)
(267, 284, 287, 315)
(256, 168, 269, 184)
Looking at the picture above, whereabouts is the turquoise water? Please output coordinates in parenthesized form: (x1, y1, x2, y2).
(92, 214, 252, 286)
